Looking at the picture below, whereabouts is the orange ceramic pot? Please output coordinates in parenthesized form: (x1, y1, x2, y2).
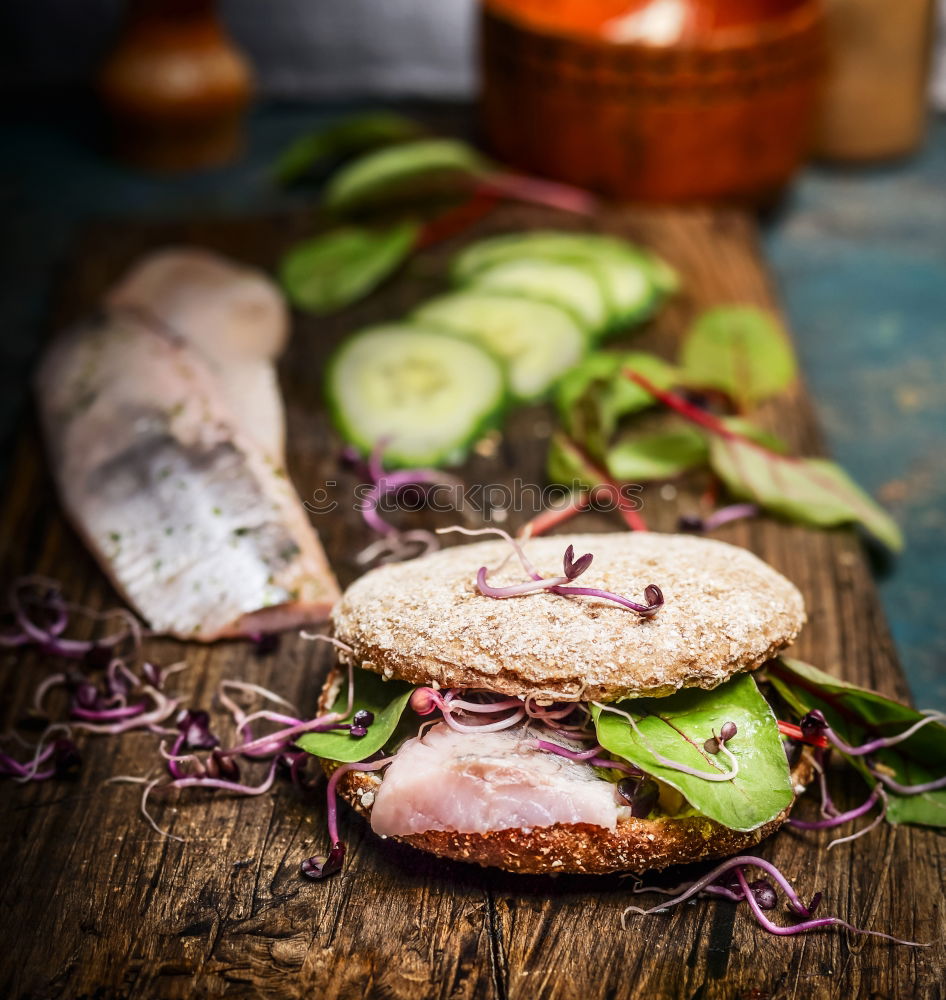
(480, 0, 825, 204)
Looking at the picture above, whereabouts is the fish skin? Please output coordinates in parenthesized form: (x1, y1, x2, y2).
(36, 309, 339, 640)
(370, 722, 622, 837)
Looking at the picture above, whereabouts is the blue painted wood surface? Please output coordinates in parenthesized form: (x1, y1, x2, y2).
(1, 103, 943, 706)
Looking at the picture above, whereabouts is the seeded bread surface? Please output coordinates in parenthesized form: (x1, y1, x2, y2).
(332, 533, 805, 701)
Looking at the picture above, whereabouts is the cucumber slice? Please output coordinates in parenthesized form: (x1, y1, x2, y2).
(452, 231, 670, 326)
(412, 291, 587, 402)
(465, 256, 610, 336)
(327, 324, 506, 467)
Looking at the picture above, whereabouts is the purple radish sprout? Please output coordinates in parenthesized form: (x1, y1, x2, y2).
(871, 770, 946, 795)
(408, 686, 525, 733)
(522, 697, 595, 735)
(624, 854, 925, 943)
(436, 525, 542, 579)
(546, 582, 664, 617)
(743, 879, 778, 911)
(351, 441, 459, 562)
(67, 688, 178, 736)
(626, 874, 774, 909)
(803, 707, 946, 757)
(733, 868, 925, 946)
(474, 543, 664, 617)
(530, 738, 643, 777)
(71, 703, 148, 723)
(171, 758, 278, 795)
(616, 776, 660, 818)
(824, 789, 888, 850)
(356, 529, 440, 566)
(216, 657, 357, 760)
(220, 713, 345, 759)
(810, 748, 841, 818)
(217, 678, 300, 748)
(704, 721, 738, 755)
(6, 576, 142, 659)
(115, 759, 281, 842)
(444, 695, 524, 714)
(159, 741, 204, 780)
(623, 855, 816, 920)
(409, 687, 442, 716)
(205, 750, 241, 782)
(796, 710, 946, 796)
(302, 844, 345, 881)
(529, 740, 605, 761)
(1, 729, 81, 783)
(787, 785, 885, 831)
(439, 708, 525, 734)
(476, 567, 572, 598)
(679, 504, 760, 534)
(301, 756, 396, 880)
(630, 856, 920, 944)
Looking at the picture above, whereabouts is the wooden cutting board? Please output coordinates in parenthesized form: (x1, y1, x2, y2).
(1, 206, 942, 1000)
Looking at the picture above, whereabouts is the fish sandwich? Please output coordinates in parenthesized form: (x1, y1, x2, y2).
(299, 532, 814, 875)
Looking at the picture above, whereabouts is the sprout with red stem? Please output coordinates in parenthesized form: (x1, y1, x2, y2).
(301, 756, 396, 880)
(679, 504, 760, 534)
(476, 543, 664, 618)
(624, 855, 926, 946)
(346, 441, 459, 565)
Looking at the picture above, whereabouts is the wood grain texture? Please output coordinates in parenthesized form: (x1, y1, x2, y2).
(0, 206, 943, 1000)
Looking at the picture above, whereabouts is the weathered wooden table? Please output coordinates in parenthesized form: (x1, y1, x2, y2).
(1, 206, 942, 999)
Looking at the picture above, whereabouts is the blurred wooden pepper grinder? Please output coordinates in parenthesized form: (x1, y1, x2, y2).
(98, 0, 254, 171)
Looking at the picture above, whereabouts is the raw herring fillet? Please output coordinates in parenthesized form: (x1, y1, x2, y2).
(370, 723, 622, 837)
(106, 248, 289, 459)
(36, 304, 338, 640)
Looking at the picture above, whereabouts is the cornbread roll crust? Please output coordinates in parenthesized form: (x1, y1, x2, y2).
(330, 752, 815, 876)
(332, 533, 805, 701)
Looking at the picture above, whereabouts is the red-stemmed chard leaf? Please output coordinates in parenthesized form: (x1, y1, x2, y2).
(679, 305, 797, 410)
(324, 137, 596, 217)
(625, 369, 903, 551)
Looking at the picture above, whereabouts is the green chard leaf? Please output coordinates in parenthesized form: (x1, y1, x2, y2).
(296, 667, 415, 763)
(547, 432, 605, 490)
(768, 658, 946, 827)
(592, 674, 793, 832)
(279, 221, 419, 314)
(708, 433, 903, 551)
(554, 350, 677, 446)
(680, 305, 797, 407)
(719, 416, 789, 453)
(273, 111, 426, 185)
(606, 425, 708, 482)
(324, 138, 490, 214)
